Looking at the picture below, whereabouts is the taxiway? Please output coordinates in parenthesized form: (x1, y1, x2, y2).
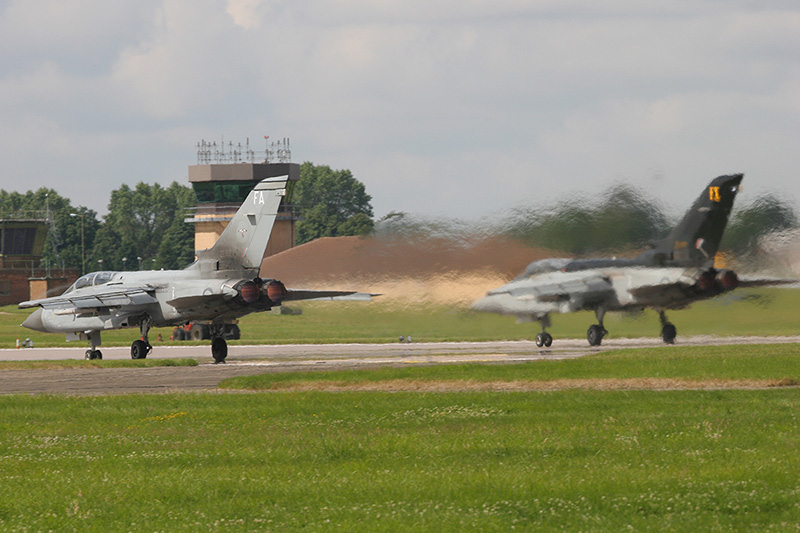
(0, 336, 797, 395)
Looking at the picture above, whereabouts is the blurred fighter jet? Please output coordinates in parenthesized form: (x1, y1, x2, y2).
(472, 173, 781, 347)
(20, 176, 372, 363)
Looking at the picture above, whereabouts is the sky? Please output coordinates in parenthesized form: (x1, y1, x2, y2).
(1, 0, 798, 221)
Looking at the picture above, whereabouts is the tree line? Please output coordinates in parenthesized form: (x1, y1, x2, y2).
(503, 182, 798, 258)
(0, 163, 375, 273)
(1, 169, 793, 274)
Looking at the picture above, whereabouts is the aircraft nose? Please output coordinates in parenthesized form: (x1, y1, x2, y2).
(21, 308, 46, 332)
(471, 293, 502, 313)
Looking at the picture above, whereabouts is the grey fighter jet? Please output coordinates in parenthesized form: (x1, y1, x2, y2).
(473, 173, 762, 347)
(19, 176, 371, 363)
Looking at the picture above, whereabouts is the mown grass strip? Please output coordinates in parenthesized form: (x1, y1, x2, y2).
(218, 377, 799, 392)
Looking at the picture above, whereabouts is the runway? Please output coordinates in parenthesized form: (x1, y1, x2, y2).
(0, 336, 798, 395)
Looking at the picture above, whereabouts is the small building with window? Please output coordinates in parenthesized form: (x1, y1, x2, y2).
(0, 215, 78, 306)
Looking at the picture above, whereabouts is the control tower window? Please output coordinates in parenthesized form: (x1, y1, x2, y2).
(2, 227, 37, 255)
(193, 181, 255, 204)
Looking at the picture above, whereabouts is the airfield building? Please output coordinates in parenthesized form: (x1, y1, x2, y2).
(185, 138, 301, 257)
(0, 214, 79, 306)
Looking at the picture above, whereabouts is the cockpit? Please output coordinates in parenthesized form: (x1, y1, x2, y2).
(63, 271, 117, 294)
(515, 258, 571, 279)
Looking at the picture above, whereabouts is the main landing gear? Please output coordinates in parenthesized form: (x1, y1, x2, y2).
(211, 325, 228, 364)
(129, 318, 229, 363)
(659, 310, 677, 344)
(586, 308, 608, 347)
(131, 320, 153, 360)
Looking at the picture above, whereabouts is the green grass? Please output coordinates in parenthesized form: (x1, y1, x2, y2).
(5, 287, 800, 348)
(1, 345, 800, 529)
(1, 388, 800, 530)
(220, 343, 800, 390)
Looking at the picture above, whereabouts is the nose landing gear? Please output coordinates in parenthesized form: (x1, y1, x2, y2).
(535, 332, 553, 348)
(534, 314, 553, 348)
(85, 331, 102, 360)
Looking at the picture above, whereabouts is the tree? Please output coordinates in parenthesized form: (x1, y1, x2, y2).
(154, 213, 196, 269)
(505, 183, 668, 255)
(90, 182, 195, 270)
(293, 162, 374, 244)
(721, 194, 798, 254)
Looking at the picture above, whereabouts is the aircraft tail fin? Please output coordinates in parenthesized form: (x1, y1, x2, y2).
(648, 173, 743, 265)
(192, 176, 288, 272)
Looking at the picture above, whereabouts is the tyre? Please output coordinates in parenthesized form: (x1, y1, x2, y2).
(661, 323, 677, 344)
(131, 339, 148, 359)
(543, 333, 553, 347)
(587, 325, 604, 346)
(211, 337, 228, 363)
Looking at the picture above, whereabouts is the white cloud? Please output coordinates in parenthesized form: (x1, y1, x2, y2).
(227, 0, 265, 29)
(0, 0, 798, 220)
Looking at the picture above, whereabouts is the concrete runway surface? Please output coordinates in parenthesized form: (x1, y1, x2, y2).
(0, 336, 798, 395)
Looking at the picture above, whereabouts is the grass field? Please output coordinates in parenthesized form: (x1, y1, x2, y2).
(2, 344, 800, 530)
(3, 287, 800, 349)
(2, 287, 799, 529)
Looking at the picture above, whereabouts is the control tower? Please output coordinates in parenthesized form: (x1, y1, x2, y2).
(185, 138, 300, 257)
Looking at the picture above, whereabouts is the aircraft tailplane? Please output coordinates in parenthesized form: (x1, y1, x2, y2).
(650, 173, 743, 266)
(193, 176, 288, 272)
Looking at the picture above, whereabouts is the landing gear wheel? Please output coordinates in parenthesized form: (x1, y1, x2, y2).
(535, 332, 553, 347)
(131, 339, 149, 360)
(661, 323, 677, 344)
(535, 333, 545, 348)
(587, 325, 606, 347)
(85, 349, 103, 360)
(211, 337, 228, 364)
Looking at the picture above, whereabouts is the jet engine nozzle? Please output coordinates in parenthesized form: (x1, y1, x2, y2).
(716, 269, 739, 291)
(696, 270, 717, 292)
(695, 268, 739, 294)
(233, 280, 260, 305)
(264, 280, 287, 305)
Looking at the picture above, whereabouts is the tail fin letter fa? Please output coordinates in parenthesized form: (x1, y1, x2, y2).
(194, 176, 288, 272)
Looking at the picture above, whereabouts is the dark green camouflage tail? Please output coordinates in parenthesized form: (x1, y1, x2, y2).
(645, 174, 743, 266)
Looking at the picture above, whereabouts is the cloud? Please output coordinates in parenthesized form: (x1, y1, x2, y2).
(226, 0, 267, 29)
(0, 0, 798, 220)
